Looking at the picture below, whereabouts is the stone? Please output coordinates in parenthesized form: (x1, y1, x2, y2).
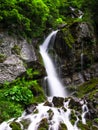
(44, 101, 52, 107)
(0, 32, 39, 84)
(83, 70, 91, 81)
(52, 21, 97, 87)
(26, 103, 37, 114)
(72, 73, 84, 85)
(63, 77, 72, 86)
(21, 119, 31, 130)
(20, 41, 37, 62)
(38, 118, 48, 130)
(68, 97, 82, 112)
(0, 55, 26, 83)
(52, 97, 64, 107)
(95, 64, 98, 77)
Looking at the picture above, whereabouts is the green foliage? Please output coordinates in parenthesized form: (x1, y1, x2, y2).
(77, 78, 98, 98)
(26, 68, 40, 79)
(4, 85, 33, 105)
(0, 69, 45, 122)
(0, 0, 91, 38)
(0, 100, 23, 123)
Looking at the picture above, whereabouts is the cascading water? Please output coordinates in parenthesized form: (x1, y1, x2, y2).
(0, 31, 89, 130)
(39, 30, 67, 97)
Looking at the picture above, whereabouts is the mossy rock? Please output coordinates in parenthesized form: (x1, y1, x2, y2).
(0, 53, 6, 62)
(62, 28, 75, 48)
(47, 109, 54, 120)
(77, 121, 90, 130)
(44, 101, 52, 107)
(0, 39, 3, 45)
(38, 118, 48, 130)
(70, 110, 77, 125)
(10, 122, 21, 130)
(91, 125, 98, 130)
(11, 45, 21, 55)
(21, 119, 31, 129)
(77, 78, 98, 99)
(69, 97, 81, 112)
(59, 123, 67, 130)
(52, 97, 64, 107)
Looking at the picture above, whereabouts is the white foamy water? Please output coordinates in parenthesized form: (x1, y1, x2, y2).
(40, 30, 67, 97)
(19, 98, 80, 130)
(81, 101, 89, 124)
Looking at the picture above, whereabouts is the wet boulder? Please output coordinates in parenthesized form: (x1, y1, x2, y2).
(38, 118, 49, 130)
(52, 97, 64, 107)
(68, 97, 82, 112)
(26, 103, 37, 114)
(10, 122, 21, 130)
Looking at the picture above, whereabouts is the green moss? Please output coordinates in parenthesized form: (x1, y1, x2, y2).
(60, 123, 67, 130)
(47, 109, 54, 120)
(0, 39, 3, 45)
(94, 118, 98, 124)
(77, 121, 90, 130)
(21, 119, 31, 130)
(0, 53, 6, 62)
(38, 118, 48, 130)
(91, 125, 98, 130)
(70, 110, 77, 125)
(77, 78, 98, 98)
(12, 45, 21, 55)
(10, 122, 21, 130)
(62, 28, 75, 48)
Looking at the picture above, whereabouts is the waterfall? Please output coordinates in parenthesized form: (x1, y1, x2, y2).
(0, 31, 89, 130)
(39, 30, 67, 97)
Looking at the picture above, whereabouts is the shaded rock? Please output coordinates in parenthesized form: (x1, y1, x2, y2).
(59, 123, 67, 130)
(52, 97, 64, 107)
(72, 73, 84, 85)
(87, 101, 98, 119)
(83, 70, 91, 81)
(21, 119, 31, 130)
(52, 21, 97, 87)
(94, 64, 98, 77)
(47, 109, 54, 120)
(44, 101, 52, 107)
(38, 118, 48, 130)
(62, 77, 72, 86)
(26, 103, 37, 114)
(58, 24, 67, 29)
(69, 97, 82, 112)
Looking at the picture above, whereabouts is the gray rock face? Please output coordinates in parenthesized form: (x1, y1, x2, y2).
(53, 22, 98, 86)
(0, 55, 26, 83)
(0, 32, 37, 83)
(20, 40, 37, 62)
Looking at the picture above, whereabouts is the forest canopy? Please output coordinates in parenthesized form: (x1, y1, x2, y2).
(0, 0, 97, 37)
